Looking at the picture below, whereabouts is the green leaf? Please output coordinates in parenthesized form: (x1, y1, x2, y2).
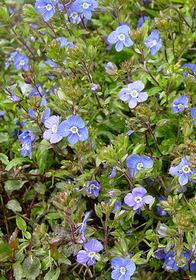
(6, 158, 31, 171)
(23, 256, 41, 280)
(13, 261, 23, 280)
(16, 216, 27, 232)
(7, 200, 22, 212)
(44, 268, 60, 280)
(4, 180, 27, 193)
(0, 241, 11, 262)
(34, 182, 46, 194)
(0, 153, 9, 165)
(0, 133, 9, 143)
(36, 140, 53, 174)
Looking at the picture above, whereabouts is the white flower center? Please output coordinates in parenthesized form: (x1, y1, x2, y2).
(135, 196, 142, 203)
(46, 4, 52, 11)
(70, 126, 78, 133)
(137, 162, 143, 170)
(118, 34, 125, 41)
(177, 104, 183, 109)
(182, 165, 190, 173)
(88, 252, 96, 258)
(52, 125, 57, 133)
(71, 12, 78, 19)
(82, 2, 90, 9)
(131, 90, 138, 98)
(150, 39, 157, 48)
(25, 144, 29, 150)
(89, 184, 95, 189)
(20, 60, 25, 65)
(120, 267, 126, 275)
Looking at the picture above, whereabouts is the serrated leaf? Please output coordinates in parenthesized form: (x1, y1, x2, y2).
(23, 256, 41, 280)
(44, 268, 60, 280)
(7, 200, 22, 212)
(13, 261, 23, 280)
(0, 153, 9, 165)
(16, 216, 27, 232)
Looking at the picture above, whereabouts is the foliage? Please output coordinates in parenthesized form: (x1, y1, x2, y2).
(0, 0, 196, 279)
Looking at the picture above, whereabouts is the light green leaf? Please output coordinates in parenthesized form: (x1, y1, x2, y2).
(13, 261, 23, 280)
(16, 216, 27, 232)
(6, 158, 31, 171)
(44, 268, 60, 280)
(23, 256, 41, 280)
(0, 153, 9, 165)
(7, 200, 22, 212)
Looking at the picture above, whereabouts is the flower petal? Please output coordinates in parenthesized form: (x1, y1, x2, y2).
(84, 239, 103, 253)
(77, 250, 89, 264)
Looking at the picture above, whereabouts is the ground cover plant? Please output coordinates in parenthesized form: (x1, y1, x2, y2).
(0, 0, 196, 279)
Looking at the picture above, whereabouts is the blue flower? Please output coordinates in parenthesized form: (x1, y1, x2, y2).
(182, 63, 196, 79)
(154, 248, 166, 260)
(9, 89, 22, 103)
(67, 6, 81, 24)
(181, 251, 196, 273)
(126, 154, 153, 177)
(71, 0, 98, 19)
(56, 37, 74, 48)
(14, 53, 29, 71)
(119, 81, 148, 109)
(86, 180, 100, 197)
(18, 130, 35, 143)
(164, 250, 179, 272)
(111, 257, 136, 280)
(58, 115, 88, 145)
(34, 0, 55, 21)
(169, 157, 196, 186)
(137, 16, 148, 28)
(91, 84, 98, 92)
(157, 197, 167, 216)
(76, 210, 92, 236)
(191, 107, 196, 125)
(43, 115, 63, 143)
(171, 95, 188, 113)
(144, 29, 162, 56)
(107, 25, 133, 52)
(30, 83, 45, 97)
(21, 140, 33, 159)
(76, 239, 103, 266)
(124, 187, 154, 211)
(157, 225, 168, 236)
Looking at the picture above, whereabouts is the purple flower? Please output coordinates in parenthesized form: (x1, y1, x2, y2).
(86, 180, 100, 197)
(34, 0, 55, 21)
(107, 25, 133, 52)
(169, 157, 196, 186)
(144, 29, 162, 56)
(171, 95, 188, 113)
(14, 53, 29, 71)
(119, 81, 148, 109)
(105, 62, 118, 75)
(124, 187, 154, 211)
(43, 115, 63, 143)
(91, 84, 98, 92)
(157, 197, 167, 216)
(111, 257, 136, 280)
(58, 115, 88, 145)
(10, 90, 22, 103)
(76, 239, 103, 266)
(71, 0, 98, 20)
(126, 154, 153, 177)
(157, 225, 168, 236)
(137, 16, 148, 28)
(109, 167, 117, 178)
(190, 107, 196, 125)
(154, 248, 166, 260)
